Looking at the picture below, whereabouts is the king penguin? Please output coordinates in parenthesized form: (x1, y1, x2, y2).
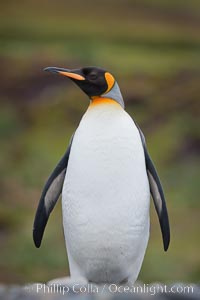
(33, 66, 170, 284)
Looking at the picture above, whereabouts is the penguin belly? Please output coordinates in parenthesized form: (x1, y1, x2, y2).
(62, 104, 150, 283)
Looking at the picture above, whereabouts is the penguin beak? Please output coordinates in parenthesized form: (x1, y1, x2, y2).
(44, 67, 85, 81)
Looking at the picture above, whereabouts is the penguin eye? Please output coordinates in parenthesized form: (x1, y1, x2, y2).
(89, 73, 98, 80)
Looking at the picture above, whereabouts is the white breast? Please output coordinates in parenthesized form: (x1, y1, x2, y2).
(62, 102, 150, 283)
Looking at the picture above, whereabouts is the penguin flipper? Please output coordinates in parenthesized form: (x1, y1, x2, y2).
(138, 128, 170, 251)
(33, 135, 74, 248)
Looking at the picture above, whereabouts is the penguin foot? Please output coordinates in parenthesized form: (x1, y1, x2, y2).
(47, 276, 88, 288)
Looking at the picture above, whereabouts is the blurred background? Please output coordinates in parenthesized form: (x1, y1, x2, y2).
(0, 0, 199, 285)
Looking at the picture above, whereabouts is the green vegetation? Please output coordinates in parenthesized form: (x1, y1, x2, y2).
(0, 0, 199, 284)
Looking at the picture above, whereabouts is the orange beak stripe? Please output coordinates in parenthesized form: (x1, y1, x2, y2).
(58, 71, 85, 81)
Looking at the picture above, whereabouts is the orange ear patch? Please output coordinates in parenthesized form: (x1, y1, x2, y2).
(104, 72, 115, 93)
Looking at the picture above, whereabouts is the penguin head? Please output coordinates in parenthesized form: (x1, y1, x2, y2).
(44, 66, 124, 108)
